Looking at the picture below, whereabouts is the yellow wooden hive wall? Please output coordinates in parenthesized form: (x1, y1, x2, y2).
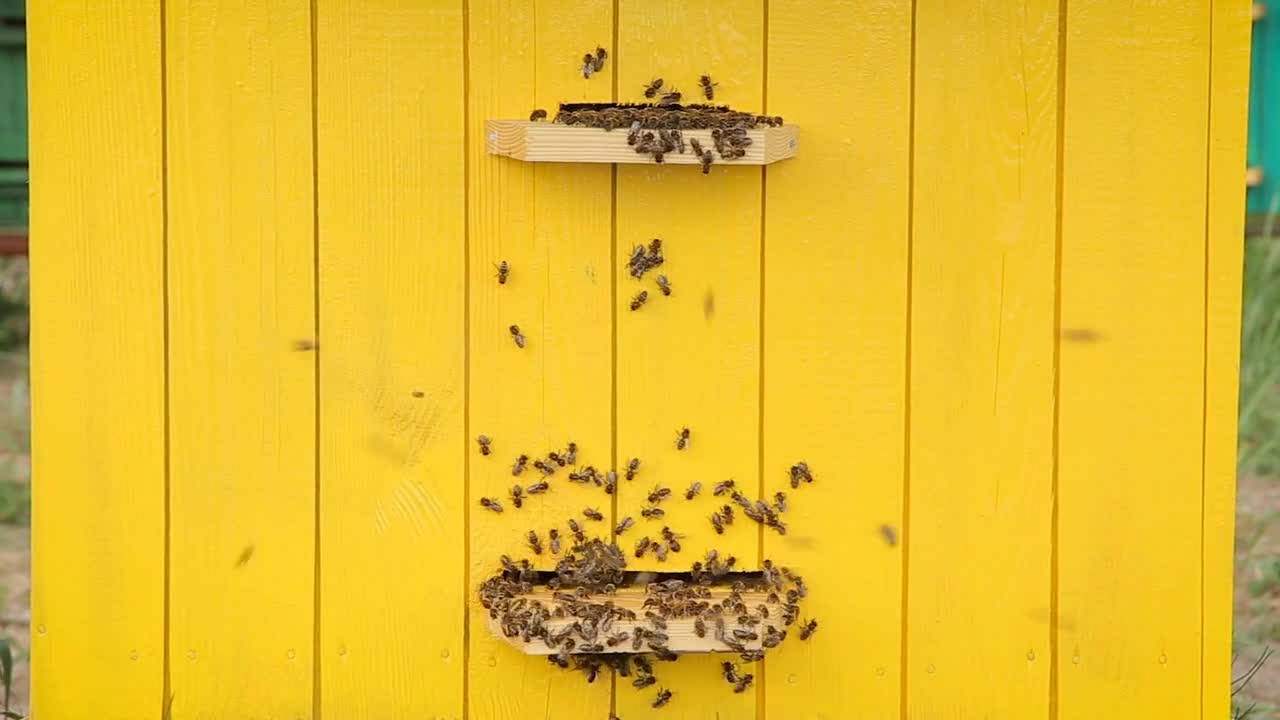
(26, 1, 1250, 718)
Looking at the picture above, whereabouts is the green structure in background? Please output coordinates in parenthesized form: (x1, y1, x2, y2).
(0, 0, 24, 230)
(1252, 6, 1278, 215)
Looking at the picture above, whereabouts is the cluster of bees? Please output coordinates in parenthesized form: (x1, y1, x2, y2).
(478, 535, 815, 710)
(627, 238, 670, 309)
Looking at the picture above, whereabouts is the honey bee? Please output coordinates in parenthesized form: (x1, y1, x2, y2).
(633, 674, 656, 688)
(656, 274, 672, 296)
(548, 451, 565, 467)
(647, 485, 671, 504)
(773, 491, 787, 512)
(699, 151, 714, 174)
(648, 238, 662, 257)
(526, 530, 542, 554)
(625, 458, 641, 481)
(879, 523, 898, 546)
(533, 459, 555, 476)
(525, 480, 549, 494)
(564, 441, 578, 464)
(592, 46, 608, 72)
(713, 479, 736, 496)
(710, 512, 725, 534)
(641, 506, 665, 520)
(733, 674, 754, 693)
(603, 472, 617, 495)
(732, 628, 758, 641)
(675, 427, 690, 450)
(606, 631, 631, 647)
(579, 642, 604, 653)
(480, 497, 503, 513)
(740, 650, 765, 662)
(615, 516, 635, 535)
(789, 461, 813, 487)
(685, 481, 702, 500)
(799, 618, 818, 640)
(690, 138, 704, 155)
(509, 484, 524, 509)
(643, 78, 664, 98)
(652, 688, 673, 708)
(635, 536, 651, 557)
(630, 290, 649, 311)
(659, 90, 681, 105)
(582, 52, 596, 79)
(509, 324, 526, 349)
(511, 454, 529, 476)
(699, 74, 718, 100)
(495, 260, 511, 283)
(653, 542, 669, 561)
(477, 435, 492, 455)
(549, 528, 562, 554)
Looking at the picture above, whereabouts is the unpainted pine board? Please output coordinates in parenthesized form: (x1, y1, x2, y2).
(906, 1, 1059, 717)
(28, 2, 166, 717)
(1058, 1, 1210, 716)
(466, 1, 615, 718)
(165, 2, 315, 716)
(614, 1, 763, 718)
(484, 121, 799, 165)
(1203, 2, 1251, 717)
(760, 1, 911, 718)
(316, 2, 466, 717)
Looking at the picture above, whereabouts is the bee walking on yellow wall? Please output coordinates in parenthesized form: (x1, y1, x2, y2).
(699, 73, 718, 100)
(509, 324, 526, 348)
(480, 497, 503, 513)
(675, 426, 690, 450)
(643, 77, 664, 98)
(476, 434, 492, 455)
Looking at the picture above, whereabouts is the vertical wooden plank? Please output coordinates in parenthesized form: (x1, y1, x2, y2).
(28, 2, 166, 717)
(908, 1, 1058, 717)
(614, 2, 762, 718)
(1204, 2, 1251, 716)
(466, 1, 615, 718)
(317, 2, 466, 716)
(165, 2, 315, 716)
(1058, 2, 1209, 717)
(761, 1, 911, 718)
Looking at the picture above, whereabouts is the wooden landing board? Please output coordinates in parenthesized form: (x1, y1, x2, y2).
(486, 588, 788, 655)
(486, 119, 799, 165)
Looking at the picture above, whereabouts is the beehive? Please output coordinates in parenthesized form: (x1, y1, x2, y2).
(28, 1, 1250, 719)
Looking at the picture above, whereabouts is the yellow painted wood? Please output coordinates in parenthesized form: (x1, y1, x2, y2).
(467, 1, 614, 718)
(614, 1, 762, 718)
(484, 120, 799, 165)
(316, 2, 466, 716)
(165, 2, 315, 716)
(760, 1, 911, 718)
(908, 2, 1058, 717)
(1204, 1, 1251, 716)
(28, 2, 166, 717)
(1058, 2, 1210, 717)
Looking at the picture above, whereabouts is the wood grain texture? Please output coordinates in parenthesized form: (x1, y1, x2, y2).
(484, 121, 799, 164)
(908, 1, 1058, 717)
(316, 2, 466, 717)
(28, 2, 166, 717)
(165, 2, 315, 716)
(760, 1, 911, 718)
(466, 1, 615, 718)
(1203, 1, 1251, 716)
(1058, 1, 1210, 717)
(614, 1, 763, 718)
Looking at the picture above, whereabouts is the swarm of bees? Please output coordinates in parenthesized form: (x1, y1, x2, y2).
(479, 538, 812, 709)
(551, 100, 783, 172)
